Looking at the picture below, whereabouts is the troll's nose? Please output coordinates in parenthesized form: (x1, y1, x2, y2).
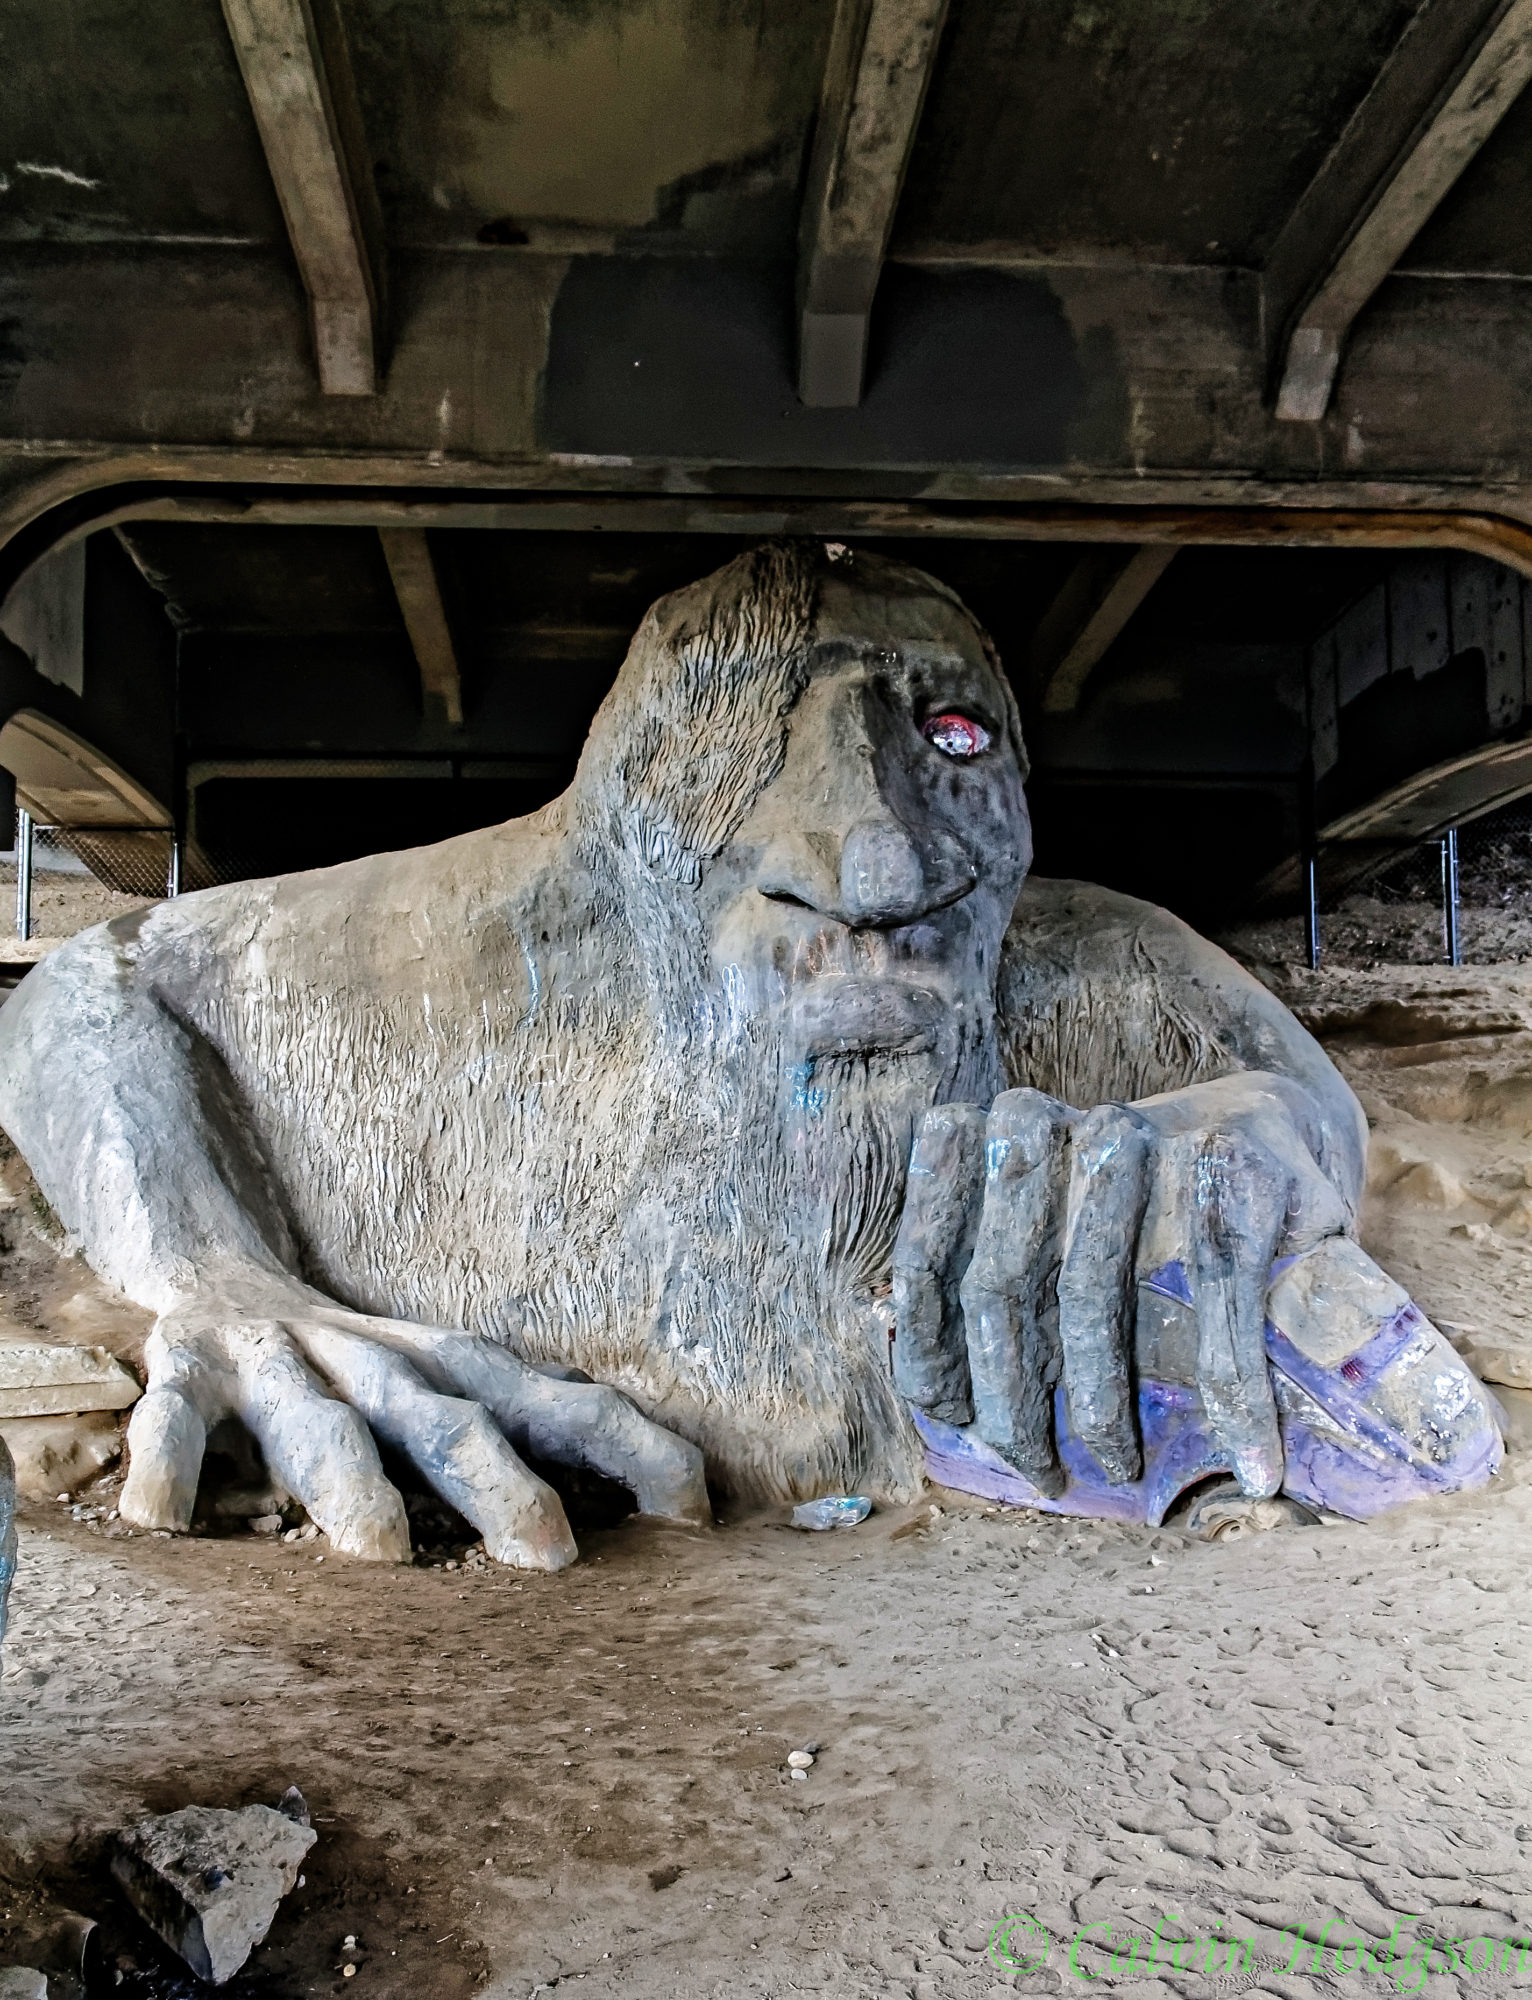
(839, 818, 928, 925)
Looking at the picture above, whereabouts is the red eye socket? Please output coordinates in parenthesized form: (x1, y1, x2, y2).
(923, 712, 991, 759)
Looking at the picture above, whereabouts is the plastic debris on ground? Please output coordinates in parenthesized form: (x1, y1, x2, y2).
(790, 1495, 871, 1531)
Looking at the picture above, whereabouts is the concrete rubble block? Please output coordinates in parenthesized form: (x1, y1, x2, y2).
(0, 1337, 140, 1419)
(1490, 1384, 1532, 1452)
(0, 1969, 49, 2000)
(0, 1412, 121, 1497)
(112, 1800, 317, 1985)
(1450, 1332, 1532, 1391)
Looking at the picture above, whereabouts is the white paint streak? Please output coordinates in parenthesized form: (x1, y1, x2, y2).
(15, 161, 101, 190)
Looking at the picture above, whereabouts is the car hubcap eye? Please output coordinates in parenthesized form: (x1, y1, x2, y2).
(922, 712, 991, 758)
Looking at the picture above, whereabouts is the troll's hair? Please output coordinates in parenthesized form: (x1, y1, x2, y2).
(572, 541, 1024, 888)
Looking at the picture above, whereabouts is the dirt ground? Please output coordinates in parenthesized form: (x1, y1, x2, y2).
(1248, 961, 1532, 1350)
(0, 856, 151, 953)
(11, 935, 1532, 1994)
(1219, 899, 1532, 971)
(10, 1467, 1532, 2000)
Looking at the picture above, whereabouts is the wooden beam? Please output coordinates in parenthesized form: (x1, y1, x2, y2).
(1031, 547, 1178, 715)
(378, 529, 463, 726)
(1268, 0, 1532, 423)
(219, 0, 385, 396)
(796, 0, 949, 408)
(33, 491, 1532, 591)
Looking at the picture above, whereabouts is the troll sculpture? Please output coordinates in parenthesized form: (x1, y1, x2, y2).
(0, 545, 1500, 1575)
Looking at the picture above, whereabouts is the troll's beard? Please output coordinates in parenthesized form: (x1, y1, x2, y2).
(607, 988, 1001, 1504)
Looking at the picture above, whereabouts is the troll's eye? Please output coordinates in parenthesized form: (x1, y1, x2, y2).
(922, 712, 991, 759)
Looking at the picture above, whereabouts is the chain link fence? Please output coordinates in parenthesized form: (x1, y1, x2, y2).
(1226, 793, 1532, 969)
(36, 825, 179, 900)
(1307, 797, 1532, 967)
(1368, 798, 1532, 915)
(4, 818, 179, 952)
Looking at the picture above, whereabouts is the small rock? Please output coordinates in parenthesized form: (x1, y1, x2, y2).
(206, 1485, 287, 1523)
(789, 1768, 808, 1781)
(299, 1524, 319, 1542)
(343, 1935, 357, 1950)
(0, 1970, 48, 2000)
(786, 1750, 814, 1770)
(249, 1514, 283, 1536)
(112, 1799, 317, 1985)
(890, 1504, 940, 1542)
(1451, 1222, 1494, 1245)
(277, 1786, 311, 1828)
(282, 1529, 300, 1543)
(343, 1966, 356, 1979)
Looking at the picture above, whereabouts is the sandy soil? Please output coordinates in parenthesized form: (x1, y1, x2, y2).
(9, 961, 1532, 1995)
(7, 1470, 1532, 1998)
(0, 857, 152, 957)
(1247, 960, 1532, 1371)
(1219, 900, 1532, 972)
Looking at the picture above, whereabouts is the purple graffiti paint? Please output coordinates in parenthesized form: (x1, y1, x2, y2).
(917, 1257, 1502, 1523)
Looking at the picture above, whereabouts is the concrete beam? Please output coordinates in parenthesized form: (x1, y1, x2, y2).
(1268, 0, 1532, 423)
(796, 0, 949, 407)
(23, 243, 1532, 496)
(1031, 547, 1178, 715)
(219, 0, 384, 396)
(378, 529, 463, 726)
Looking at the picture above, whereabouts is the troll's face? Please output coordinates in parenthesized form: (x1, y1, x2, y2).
(698, 563, 1031, 1105)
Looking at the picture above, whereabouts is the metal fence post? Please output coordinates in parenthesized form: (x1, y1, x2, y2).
(1442, 826, 1461, 965)
(166, 836, 181, 899)
(1304, 852, 1321, 971)
(14, 809, 32, 944)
